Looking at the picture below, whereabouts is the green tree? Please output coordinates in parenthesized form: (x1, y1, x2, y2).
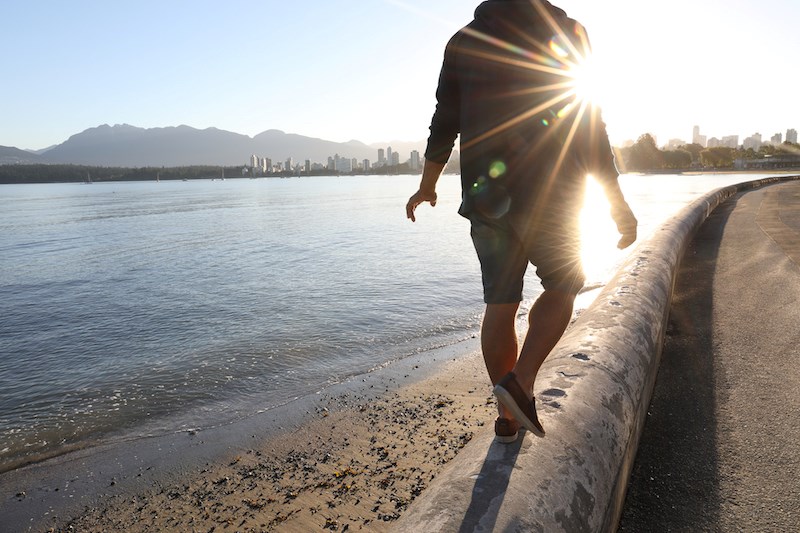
(740, 147, 758, 160)
(759, 144, 779, 157)
(679, 143, 704, 163)
(626, 133, 664, 171)
(776, 141, 800, 155)
(662, 149, 692, 169)
(700, 147, 735, 168)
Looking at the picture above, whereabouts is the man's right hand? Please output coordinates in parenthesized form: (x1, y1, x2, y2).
(406, 189, 437, 222)
(613, 206, 638, 249)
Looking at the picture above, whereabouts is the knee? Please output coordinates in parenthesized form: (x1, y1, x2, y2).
(483, 302, 520, 326)
(536, 289, 576, 310)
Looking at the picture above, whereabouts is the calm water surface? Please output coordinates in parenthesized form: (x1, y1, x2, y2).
(0, 173, 773, 471)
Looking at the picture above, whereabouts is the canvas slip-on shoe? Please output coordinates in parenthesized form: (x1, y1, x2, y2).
(493, 372, 545, 437)
(494, 417, 520, 444)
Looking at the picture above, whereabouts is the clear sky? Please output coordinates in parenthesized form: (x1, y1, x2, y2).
(2, 0, 798, 151)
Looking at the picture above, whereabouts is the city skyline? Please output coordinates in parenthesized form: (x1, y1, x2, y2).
(660, 124, 799, 152)
(247, 145, 422, 174)
(2, 0, 799, 151)
(249, 124, 800, 174)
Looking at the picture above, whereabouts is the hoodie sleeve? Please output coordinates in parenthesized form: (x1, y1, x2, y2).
(582, 108, 619, 186)
(424, 36, 461, 164)
(576, 107, 636, 231)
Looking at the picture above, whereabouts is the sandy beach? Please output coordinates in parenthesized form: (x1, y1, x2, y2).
(1, 283, 601, 533)
(5, 339, 499, 533)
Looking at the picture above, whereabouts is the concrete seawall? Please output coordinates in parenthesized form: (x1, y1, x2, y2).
(394, 175, 800, 533)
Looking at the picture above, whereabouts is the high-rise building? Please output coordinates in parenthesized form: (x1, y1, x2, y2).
(771, 133, 783, 145)
(743, 133, 762, 151)
(787, 128, 798, 144)
(363, 159, 370, 172)
(692, 126, 706, 147)
(387, 147, 394, 166)
(666, 139, 686, 150)
(378, 149, 385, 166)
(333, 154, 352, 173)
(409, 150, 421, 171)
(721, 136, 739, 149)
(391, 151, 400, 166)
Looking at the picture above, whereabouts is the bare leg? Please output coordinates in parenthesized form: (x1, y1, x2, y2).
(481, 302, 520, 420)
(513, 289, 576, 394)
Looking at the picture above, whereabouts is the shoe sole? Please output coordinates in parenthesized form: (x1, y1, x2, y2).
(494, 431, 520, 444)
(493, 384, 546, 438)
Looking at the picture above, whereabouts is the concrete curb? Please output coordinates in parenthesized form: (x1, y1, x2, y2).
(394, 175, 800, 533)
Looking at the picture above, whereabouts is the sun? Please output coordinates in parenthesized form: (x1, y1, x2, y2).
(567, 56, 602, 106)
(549, 29, 608, 111)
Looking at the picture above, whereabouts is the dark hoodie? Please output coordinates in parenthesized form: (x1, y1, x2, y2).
(425, 0, 620, 222)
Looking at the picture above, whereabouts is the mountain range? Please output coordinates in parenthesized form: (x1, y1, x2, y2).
(0, 124, 427, 167)
(0, 145, 42, 165)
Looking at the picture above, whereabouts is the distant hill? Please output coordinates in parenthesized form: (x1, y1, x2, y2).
(40, 124, 253, 167)
(27, 124, 426, 167)
(251, 129, 387, 166)
(29, 145, 57, 155)
(0, 146, 42, 165)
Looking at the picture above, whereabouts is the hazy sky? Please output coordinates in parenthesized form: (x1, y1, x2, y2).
(2, 0, 798, 150)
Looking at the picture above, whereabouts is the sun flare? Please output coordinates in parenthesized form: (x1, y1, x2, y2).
(567, 56, 602, 106)
(410, 1, 624, 283)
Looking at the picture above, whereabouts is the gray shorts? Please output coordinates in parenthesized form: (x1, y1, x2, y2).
(470, 213, 584, 304)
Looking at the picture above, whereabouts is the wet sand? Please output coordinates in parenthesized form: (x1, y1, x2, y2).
(5, 343, 497, 532)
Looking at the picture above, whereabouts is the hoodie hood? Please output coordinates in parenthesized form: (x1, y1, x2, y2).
(472, 0, 574, 45)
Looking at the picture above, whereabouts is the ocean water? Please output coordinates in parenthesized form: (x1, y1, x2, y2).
(0, 173, 770, 472)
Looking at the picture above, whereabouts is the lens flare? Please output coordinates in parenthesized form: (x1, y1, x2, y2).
(489, 160, 507, 178)
(548, 36, 570, 59)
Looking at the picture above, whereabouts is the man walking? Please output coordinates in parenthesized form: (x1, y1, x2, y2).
(406, 0, 637, 442)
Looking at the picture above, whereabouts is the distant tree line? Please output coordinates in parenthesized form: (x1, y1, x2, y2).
(1, 163, 431, 183)
(0, 165, 247, 184)
(618, 134, 800, 172)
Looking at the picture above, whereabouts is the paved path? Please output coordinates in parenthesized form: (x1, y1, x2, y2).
(618, 181, 800, 531)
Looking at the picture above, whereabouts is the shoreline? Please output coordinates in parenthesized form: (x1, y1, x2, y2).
(0, 329, 480, 476)
(2, 168, 800, 186)
(1, 334, 495, 532)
